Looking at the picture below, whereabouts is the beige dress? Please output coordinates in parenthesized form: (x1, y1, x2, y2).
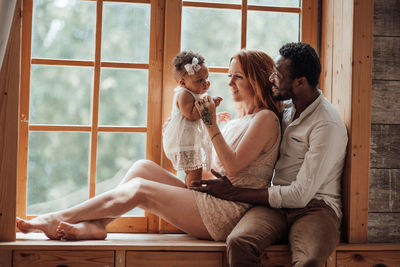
(193, 113, 281, 241)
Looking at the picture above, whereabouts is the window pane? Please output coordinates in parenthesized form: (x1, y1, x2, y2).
(209, 73, 238, 120)
(30, 65, 93, 125)
(32, 0, 96, 60)
(99, 69, 148, 126)
(247, 11, 300, 59)
(102, 3, 150, 63)
(27, 132, 90, 215)
(96, 132, 147, 216)
(182, 7, 241, 67)
(184, 0, 241, 3)
(248, 0, 300, 8)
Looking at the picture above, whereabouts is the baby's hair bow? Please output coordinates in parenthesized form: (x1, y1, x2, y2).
(184, 57, 202, 75)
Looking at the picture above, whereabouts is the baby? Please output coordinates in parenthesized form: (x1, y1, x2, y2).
(163, 50, 222, 186)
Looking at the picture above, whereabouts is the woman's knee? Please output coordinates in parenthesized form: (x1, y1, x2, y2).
(117, 178, 148, 206)
(124, 160, 155, 181)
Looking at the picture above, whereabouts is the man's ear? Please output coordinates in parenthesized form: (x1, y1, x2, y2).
(294, 77, 307, 88)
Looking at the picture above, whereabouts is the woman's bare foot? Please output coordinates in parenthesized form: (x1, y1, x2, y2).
(16, 214, 65, 240)
(57, 221, 107, 240)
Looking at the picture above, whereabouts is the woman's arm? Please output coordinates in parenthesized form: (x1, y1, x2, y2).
(196, 96, 279, 177)
(178, 90, 201, 121)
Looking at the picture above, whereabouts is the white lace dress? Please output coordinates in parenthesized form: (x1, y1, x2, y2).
(163, 86, 212, 171)
(193, 113, 281, 241)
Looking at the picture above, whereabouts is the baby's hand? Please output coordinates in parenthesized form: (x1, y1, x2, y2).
(217, 112, 231, 123)
(213, 96, 223, 107)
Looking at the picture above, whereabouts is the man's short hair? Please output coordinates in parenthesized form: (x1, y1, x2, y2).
(279, 42, 321, 87)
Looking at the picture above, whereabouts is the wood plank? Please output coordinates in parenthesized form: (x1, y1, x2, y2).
(17, 0, 33, 220)
(106, 217, 148, 233)
(372, 80, 400, 124)
(368, 213, 400, 243)
(145, 0, 166, 233)
(345, 0, 374, 243)
(260, 250, 291, 267)
(370, 124, 400, 169)
(320, 0, 334, 101)
(160, 0, 181, 222)
(13, 250, 115, 267)
(0, 0, 21, 242)
(369, 169, 400, 213)
(115, 250, 126, 267)
(374, 0, 400, 37)
(1, 233, 227, 251)
(0, 249, 12, 267)
(301, 0, 318, 52)
(89, 0, 103, 198)
(241, 0, 247, 49)
(337, 250, 400, 266)
(373, 36, 400, 80)
(126, 251, 223, 267)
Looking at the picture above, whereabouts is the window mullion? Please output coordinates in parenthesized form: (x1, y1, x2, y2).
(241, 0, 248, 49)
(88, 0, 104, 199)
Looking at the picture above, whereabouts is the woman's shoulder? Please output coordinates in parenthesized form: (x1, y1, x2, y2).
(253, 109, 279, 123)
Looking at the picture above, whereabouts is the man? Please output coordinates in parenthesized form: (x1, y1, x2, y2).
(191, 42, 348, 267)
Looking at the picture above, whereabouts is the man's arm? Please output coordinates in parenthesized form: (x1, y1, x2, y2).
(190, 169, 269, 205)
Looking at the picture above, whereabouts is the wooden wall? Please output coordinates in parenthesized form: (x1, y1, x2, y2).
(0, 0, 20, 241)
(368, 0, 400, 242)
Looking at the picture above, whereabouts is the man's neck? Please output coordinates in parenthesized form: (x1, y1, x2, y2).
(292, 89, 320, 120)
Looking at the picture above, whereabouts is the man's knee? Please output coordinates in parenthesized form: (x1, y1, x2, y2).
(227, 232, 261, 259)
(226, 233, 262, 267)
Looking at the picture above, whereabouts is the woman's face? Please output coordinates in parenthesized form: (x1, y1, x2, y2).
(228, 58, 254, 103)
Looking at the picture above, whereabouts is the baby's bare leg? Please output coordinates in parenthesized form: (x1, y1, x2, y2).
(184, 168, 202, 187)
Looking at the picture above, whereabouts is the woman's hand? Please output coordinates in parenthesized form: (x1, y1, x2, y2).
(217, 112, 231, 123)
(195, 95, 217, 128)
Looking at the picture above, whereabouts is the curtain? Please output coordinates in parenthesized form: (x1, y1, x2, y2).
(0, 0, 17, 69)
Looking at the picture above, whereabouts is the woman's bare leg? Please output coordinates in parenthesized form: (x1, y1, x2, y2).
(55, 178, 211, 240)
(184, 168, 202, 188)
(17, 161, 208, 241)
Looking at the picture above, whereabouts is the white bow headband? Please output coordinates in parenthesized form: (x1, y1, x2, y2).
(184, 57, 202, 75)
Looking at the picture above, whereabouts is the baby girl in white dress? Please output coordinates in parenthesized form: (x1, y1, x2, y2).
(163, 51, 222, 186)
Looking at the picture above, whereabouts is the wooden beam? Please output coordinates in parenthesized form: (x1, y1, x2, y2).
(301, 0, 318, 52)
(159, 0, 182, 233)
(145, 0, 165, 233)
(161, 0, 181, 173)
(346, 0, 373, 243)
(0, 0, 21, 241)
(321, 0, 373, 243)
(17, 0, 32, 221)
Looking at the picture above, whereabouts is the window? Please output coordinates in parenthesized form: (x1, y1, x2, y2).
(18, 0, 317, 233)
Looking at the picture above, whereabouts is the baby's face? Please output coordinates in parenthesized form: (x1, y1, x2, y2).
(182, 64, 210, 95)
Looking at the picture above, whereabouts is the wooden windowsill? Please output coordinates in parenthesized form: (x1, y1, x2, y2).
(1, 233, 399, 252)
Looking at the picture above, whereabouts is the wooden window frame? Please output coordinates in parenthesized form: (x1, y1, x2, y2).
(1, 0, 373, 242)
(16, 0, 165, 233)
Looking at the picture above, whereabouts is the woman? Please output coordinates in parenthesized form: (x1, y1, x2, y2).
(16, 50, 282, 241)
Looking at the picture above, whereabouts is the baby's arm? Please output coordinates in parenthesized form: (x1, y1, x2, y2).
(177, 90, 201, 121)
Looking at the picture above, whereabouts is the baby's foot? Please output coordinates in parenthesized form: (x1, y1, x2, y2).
(57, 221, 107, 241)
(16, 214, 64, 240)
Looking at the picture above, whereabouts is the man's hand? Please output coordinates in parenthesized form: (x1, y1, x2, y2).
(190, 169, 270, 205)
(190, 169, 236, 201)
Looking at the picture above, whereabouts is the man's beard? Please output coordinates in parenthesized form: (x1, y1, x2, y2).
(271, 84, 293, 101)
